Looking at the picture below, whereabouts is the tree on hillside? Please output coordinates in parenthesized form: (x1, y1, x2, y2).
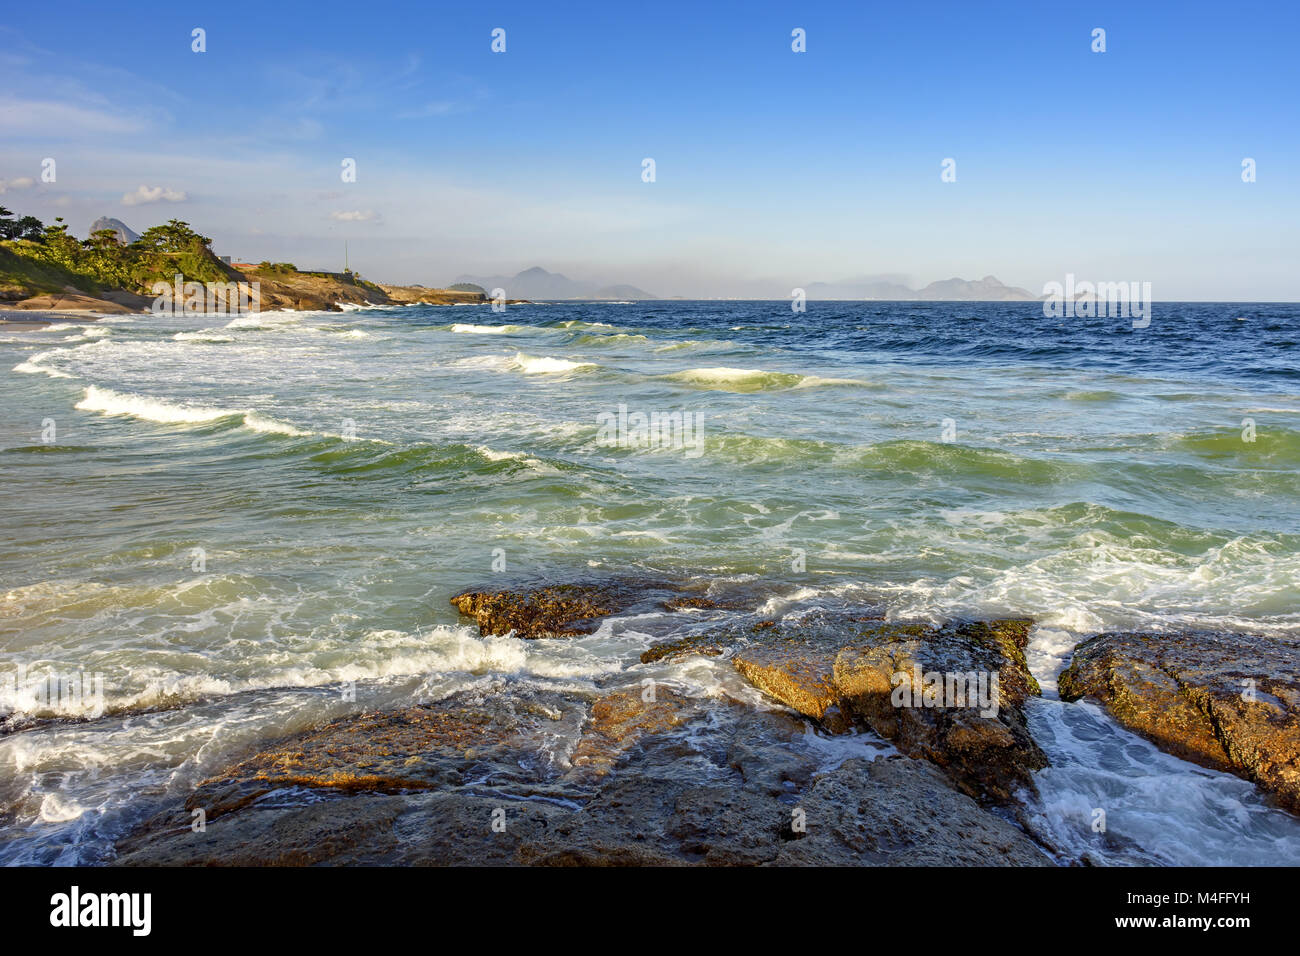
(80, 229, 136, 287)
(14, 216, 44, 240)
(36, 218, 84, 269)
(87, 229, 124, 249)
(0, 208, 47, 241)
(135, 219, 212, 253)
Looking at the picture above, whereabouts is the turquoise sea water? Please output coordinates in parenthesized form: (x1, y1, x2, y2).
(1, 300, 1298, 864)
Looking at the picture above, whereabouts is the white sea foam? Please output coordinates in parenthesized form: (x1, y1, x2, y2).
(664, 366, 804, 391)
(173, 331, 235, 343)
(1024, 699, 1300, 865)
(243, 413, 313, 436)
(338, 301, 398, 312)
(13, 349, 75, 378)
(668, 366, 771, 383)
(474, 445, 555, 472)
(76, 385, 238, 424)
(790, 374, 873, 389)
(60, 326, 111, 343)
(511, 352, 596, 374)
(222, 311, 304, 329)
(556, 320, 615, 329)
(74, 385, 311, 437)
(449, 323, 522, 334)
(665, 366, 870, 391)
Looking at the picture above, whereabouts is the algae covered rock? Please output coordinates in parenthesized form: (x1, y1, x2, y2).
(730, 615, 1046, 802)
(732, 630, 852, 733)
(1059, 629, 1300, 812)
(450, 578, 683, 638)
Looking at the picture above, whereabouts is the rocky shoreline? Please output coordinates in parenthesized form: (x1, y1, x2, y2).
(111, 577, 1300, 866)
(1059, 629, 1300, 812)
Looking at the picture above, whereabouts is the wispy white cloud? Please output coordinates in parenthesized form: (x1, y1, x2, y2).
(329, 209, 381, 222)
(0, 96, 150, 136)
(121, 184, 188, 206)
(0, 176, 35, 194)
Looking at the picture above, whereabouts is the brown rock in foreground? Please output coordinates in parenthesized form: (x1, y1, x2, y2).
(730, 617, 1046, 803)
(177, 704, 524, 822)
(568, 687, 694, 775)
(733, 632, 853, 733)
(1059, 630, 1300, 812)
(773, 757, 1049, 866)
(115, 757, 1049, 867)
(112, 685, 1051, 866)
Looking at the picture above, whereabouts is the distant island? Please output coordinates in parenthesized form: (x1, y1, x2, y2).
(453, 266, 1045, 302)
(801, 274, 1039, 301)
(453, 266, 658, 301)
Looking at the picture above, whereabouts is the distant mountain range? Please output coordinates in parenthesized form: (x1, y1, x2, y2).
(804, 274, 1038, 301)
(452, 267, 1039, 301)
(452, 267, 657, 301)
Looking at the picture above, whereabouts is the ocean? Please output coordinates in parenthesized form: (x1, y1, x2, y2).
(2, 299, 1299, 865)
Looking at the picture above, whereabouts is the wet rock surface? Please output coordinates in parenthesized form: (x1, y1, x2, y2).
(169, 694, 585, 824)
(114, 681, 1051, 866)
(109, 578, 1074, 866)
(773, 757, 1049, 865)
(568, 687, 697, 776)
(450, 577, 707, 638)
(727, 615, 1047, 803)
(1059, 629, 1300, 812)
(448, 574, 789, 639)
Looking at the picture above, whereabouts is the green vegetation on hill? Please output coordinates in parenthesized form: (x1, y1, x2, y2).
(0, 208, 236, 301)
(0, 206, 485, 311)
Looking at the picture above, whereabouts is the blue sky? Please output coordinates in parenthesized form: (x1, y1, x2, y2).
(2, 0, 1297, 298)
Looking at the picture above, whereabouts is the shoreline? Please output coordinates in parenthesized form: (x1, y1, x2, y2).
(0, 298, 520, 329)
(0, 310, 116, 329)
(91, 576, 1300, 866)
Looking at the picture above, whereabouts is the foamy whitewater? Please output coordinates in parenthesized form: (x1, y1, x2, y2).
(1, 301, 1299, 865)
